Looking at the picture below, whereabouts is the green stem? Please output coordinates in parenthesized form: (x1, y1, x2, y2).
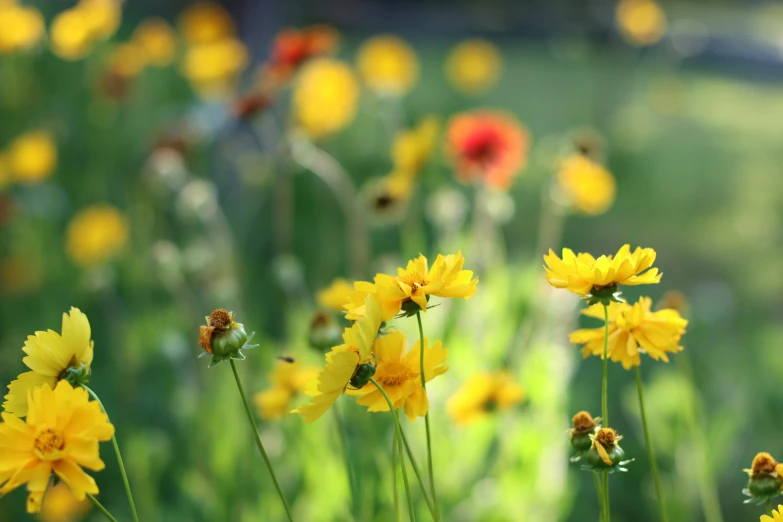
(594, 472, 605, 522)
(604, 470, 610, 522)
(393, 424, 401, 522)
(601, 305, 609, 425)
(371, 377, 415, 522)
(768, 499, 772, 516)
(229, 360, 294, 522)
(399, 427, 436, 516)
(333, 405, 358, 520)
(635, 366, 668, 522)
(87, 493, 119, 522)
(416, 311, 440, 521)
(83, 387, 139, 522)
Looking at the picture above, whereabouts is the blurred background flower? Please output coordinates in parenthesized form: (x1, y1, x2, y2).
(356, 34, 419, 97)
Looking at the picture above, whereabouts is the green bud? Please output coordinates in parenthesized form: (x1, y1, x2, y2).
(198, 309, 258, 367)
(585, 443, 626, 470)
(571, 432, 593, 453)
(399, 295, 429, 317)
(59, 362, 91, 388)
(308, 311, 342, 352)
(748, 474, 783, 498)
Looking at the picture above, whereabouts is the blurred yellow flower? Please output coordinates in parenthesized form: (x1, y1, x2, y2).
(79, 0, 121, 41)
(132, 17, 177, 67)
(446, 39, 502, 95)
(356, 35, 419, 96)
(362, 175, 412, 226)
(108, 42, 147, 78)
(50, 8, 93, 60)
(616, 0, 667, 47)
(0, 381, 114, 513)
(65, 205, 128, 267)
(3, 307, 94, 417)
(556, 154, 616, 215)
(543, 245, 661, 297)
(762, 505, 783, 522)
(40, 482, 91, 522)
(293, 58, 358, 139)
(6, 131, 57, 184)
(570, 297, 687, 369)
(178, 2, 235, 45)
(317, 278, 354, 312)
(254, 360, 319, 420)
(447, 371, 524, 426)
(0, 3, 44, 54)
(391, 116, 439, 176)
(350, 330, 448, 421)
(181, 38, 248, 95)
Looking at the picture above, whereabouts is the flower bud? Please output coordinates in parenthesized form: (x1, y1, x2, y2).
(198, 309, 258, 367)
(581, 428, 633, 473)
(568, 411, 600, 461)
(308, 311, 342, 352)
(742, 452, 783, 504)
(400, 295, 429, 317)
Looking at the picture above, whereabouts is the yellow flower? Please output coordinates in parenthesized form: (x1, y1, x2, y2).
(132, 17, 177, 67)
(65, 205, 128, 268)
(78, 0, 121, 41)
(616, 0, 667, 47)
(570, 297, 687, 369)
(6, 131, 57, 184)
(292, 58, 358, 139)
(556, 154, 616, 216)
(356, 35, 418, 96)
(181, 38, 248, 96)
(0, 381, 114, 513)
(295, 295, 382, 423)
(0, 3, 44, 54)
(445, 39, 502, 95)
(391, 116, 440, 176)
(50, 8, 94, 60)
(349, 330, 448, 421)
(40, 482, 91, 522)
(543, 244, 662, 297)
(345, 252, 479, 320)
(3, 308, 94, 418)
(762, 506, 783, 522)
(447, 371, 524, 426)
(317, 278, 354, 313)
(177, 2, 235, 45)
(254, 360, 319, 420)
(108, 42, 147, 78)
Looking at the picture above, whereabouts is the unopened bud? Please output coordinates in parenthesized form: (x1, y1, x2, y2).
(198, 309, 258, 367)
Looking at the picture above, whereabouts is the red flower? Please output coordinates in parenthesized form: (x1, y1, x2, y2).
(447, 111, 529, 190)
(267, 25, 338, 81)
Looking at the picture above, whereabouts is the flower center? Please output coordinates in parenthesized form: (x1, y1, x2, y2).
(376, 361, 414, 387)
(462, 127, 504, 167)
(594, 428, 617, 447)
(572, 411, 596, 433)
(34, 429, 65, 460)
(396, 272, 428, 293)
(209, 309, 232, 329)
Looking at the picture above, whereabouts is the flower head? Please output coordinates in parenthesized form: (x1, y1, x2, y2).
(40, 482, 92, 522)
(447, 111, 529, 190)
(744, 452, 783, 505)
(762, 505, 783, 522)
(293, 58, 358, 139)
(616, 0, 667, 47)
(349, 331, 448, 421)
(0, 3, 44, 54)
(254, 359, 319, 420)
(198, 309, 258, 366)
(391, 116, 440, 177)
(446, 39, 502, 95)
(177, 2, 234, 45)
(543, 244, 662, 300)
(132, 17, 177, 67)
(568, 411, 601, 460)
(307, 311, 342, 352)
(181, 38, 248, 97)
(4, 308, 94, 417)
(266, 25, 338, 83)
(569, 297, 687, 369)
(556, 154, 616, 216)
(65, 205, 128, 268)
(6, 131, 57, 184)
(447, 371, 524, 426)
(0, 381, 114, 513)
(583, 427, 631, 472)
(317, 278, 354, 313)
(50, 0, 121, 61)
(356, 35, 418, 96)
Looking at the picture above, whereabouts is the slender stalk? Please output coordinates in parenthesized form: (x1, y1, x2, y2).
(87, 493, 119, 522)
(415, 312, 440, 521)
(83, 387, 139, 522)
(601, 304, 610, 522)
(333, 405, 358, 520)
(370, 377, 415, 522)
(768, 499, 773, 516)
(604, 471, 610, 522)
(393, 425, 401, 522)
(593, 472, 605, 522)
(635, 366, 668, 522)
(229, 360, 294, 522)
(399, 427, 436, 516)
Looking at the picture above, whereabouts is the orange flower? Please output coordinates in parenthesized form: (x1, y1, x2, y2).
(266, 25, 338, 82)
(446, 111, 529, 190)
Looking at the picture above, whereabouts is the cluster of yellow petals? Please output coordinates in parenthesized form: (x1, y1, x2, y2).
(107, 17, 177, 79)
(543, 244, 661, 296)
(445, 39, 502, 95)
(0, 381, 114, 513)
(0, 2, 44, 54)
(616, 0, 667, 47)
(762, 506, 783, 522)
(569, 297, 687, 369)
(317, 278, 355, 313)
(65, 205, 129, 268)
(0, 131, 57, 186)
(349, 330, 448, 421)
(447, 371, 524, 426)
(345, 252, 478, 321)
(50, 0, 122, 60)
(254, 360, 319, 420)
(292, 58, 359, 139)
(556, 154, 616, 216)
(356, 35, 419, 96)
(39, 482, 92, 522)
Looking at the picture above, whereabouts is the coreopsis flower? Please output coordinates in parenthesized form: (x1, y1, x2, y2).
(3, 308, 94, 417)
(743, 452, 783, 505)
(345, 252, 478, 320)
(446, 111, 530, 190)
(78, 0, 121, 42)
(616, 0, 667, 47)
(254, 359, 319, 420)
(0, 381, 114, 513)
(295, 295, 383, 423)
(447, 371, 524, 426)
(391, 115, 440, 177)
(50, 8, 94, 60)
(568, 411, 601, 461)
(6, 131, 57, 184)
(132, 17, 178, 67)
(543, 244, 662, 302)
(198, 309, 258, 367)
(556, 154, 616, 216)
(181, 38, 248, 96)
(582, 427, 632, 472)
(65, 205, 128, 268)
(40, 482, 92, 522)
(569, 297, 687, 369)
(361, 176, 412, 226)
(356, 35, 419, 96)
(177, 2, 235, 45)
(317, 278, 354, 312)
(445, 39, 502, 95)
(762, 505, 783, 522)
(292, 58, 358, 139)
(349, 330, 448, 421)
(266, 25, 338, 83)
(0, 3, 44, 54)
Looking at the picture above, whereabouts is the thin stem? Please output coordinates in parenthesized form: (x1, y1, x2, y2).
(768, 499, 773, 516)
(370, 377, 415, 522)
(83, 387, 139, 522)
(594, 472, 605, 522)
(393, 424, 401, 522)
(229, 360, 294, 522)
(604, 470, 610, 522)
(399, 427, 436, 516)
(87, 493, 119, 522)
(333, 405, 358, 520)
(416, 311, 440, 521)
(635, 366, 668, 522)
(601, 304, 609, 425)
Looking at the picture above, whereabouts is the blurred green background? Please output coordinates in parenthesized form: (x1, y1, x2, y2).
(2, 0, 782, 521)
